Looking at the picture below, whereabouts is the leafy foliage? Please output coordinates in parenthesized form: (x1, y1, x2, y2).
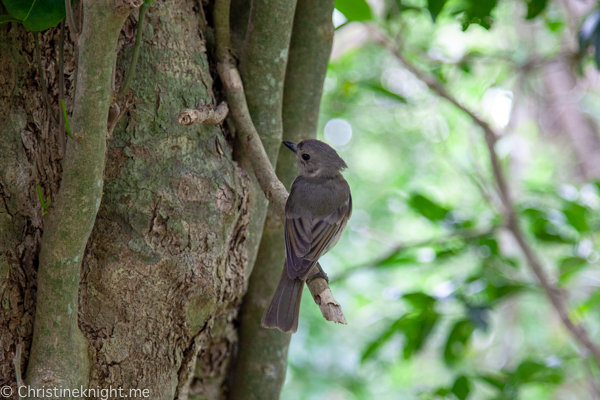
(1, 0, 65, 31)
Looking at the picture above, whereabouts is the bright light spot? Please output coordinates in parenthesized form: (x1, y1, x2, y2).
(417, 247, 436, 263)
(547, 209, 566, 225)
(545, 355, 562, 368)
(325, 118, 352, 146)
(580, 184, 599, 209)
(577, 239, 594, 258)
(383, 287, 402, 300)
(466, 279, 486, 295)
(432, 25, 468, 61)
(421, 115, 449, 142)
(482, 87, 513, 128)
(332, 9, 348, 28)
(558, 184, 579, 201)
(433, 280, 454, 298)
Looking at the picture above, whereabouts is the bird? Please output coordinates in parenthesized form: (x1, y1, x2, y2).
(261, 139, 352, 333)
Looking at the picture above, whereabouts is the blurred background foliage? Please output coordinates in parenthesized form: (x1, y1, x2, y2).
(281, 0, 600, 399)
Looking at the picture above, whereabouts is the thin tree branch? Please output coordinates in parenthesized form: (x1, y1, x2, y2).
(371, 27, 600, 366)
(213, 0, 345, 324)
(65, 0, 80, 44)
(178, 100, 228, 125)
(118, 2, 147, 100)
(34, 33, 58, 125)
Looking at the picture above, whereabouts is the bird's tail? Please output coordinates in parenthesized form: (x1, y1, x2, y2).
(261, 264, 304, 333)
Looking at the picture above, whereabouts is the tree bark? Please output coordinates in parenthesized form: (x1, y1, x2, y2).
(0, 0, 251, 398)
(0, 0, 334, 397)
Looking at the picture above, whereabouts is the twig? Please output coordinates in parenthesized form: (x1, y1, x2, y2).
(13, 343, 22, 398)
(178, 100, 229, 125)
(65, 0, 80, 44)
(213, 0, 345, 324)
(107, 101, 132, 137)
(332, 226, 498, 282)
(34, 33, 58, 125)
(118, 2, 147, 100)
(371, 26, 600, 366)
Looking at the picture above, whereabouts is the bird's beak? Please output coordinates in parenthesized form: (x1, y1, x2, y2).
(282, 141, 297, 154)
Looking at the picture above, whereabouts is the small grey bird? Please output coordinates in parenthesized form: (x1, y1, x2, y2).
(261, 139, 352, 333)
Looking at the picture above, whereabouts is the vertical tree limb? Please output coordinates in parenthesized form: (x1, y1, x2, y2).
(25, 0, 141, 389)
(370, 28, 600, 366)
(118, 1, 147, 100)
(221, 0, 297, 396)
(228, 0, 336, 398)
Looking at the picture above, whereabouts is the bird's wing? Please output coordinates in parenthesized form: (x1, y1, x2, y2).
(285, 194, 352, 280)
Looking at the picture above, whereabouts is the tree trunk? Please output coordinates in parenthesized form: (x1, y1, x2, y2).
(0, 0, 332, 397)
(0, 0, 251, 398)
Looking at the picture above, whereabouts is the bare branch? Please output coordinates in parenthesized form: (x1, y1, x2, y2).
(178, 101, 229, 125)
(371, 26, 600, 366)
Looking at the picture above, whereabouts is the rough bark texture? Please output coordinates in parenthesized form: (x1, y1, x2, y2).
(78, 1, 249, 398)
(1, 0, 251, 398)
(228, 0, 335, 398)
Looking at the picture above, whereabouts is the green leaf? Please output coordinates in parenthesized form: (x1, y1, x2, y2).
(427, 0, 448, 22)
(335, 0, 372, 22)
(403, 292, 436, 309)
(513, 360, 562, 384)
(478, 374, 507, 391)
(443, 319, 475, 364)
(451, 376, 471, 400)
(400, 309, 439, 358)
(362, 293, 439, 362)
(2, 0, 65, 31)
(558, 256, 587, 283)
(409, 194, 449, 221)
(361, 317, 405, 362)
(0, 15, 20, 25)
(525, 0, 548, 20)
(459, 0, 498, 30)
(563, 202, 589, 232)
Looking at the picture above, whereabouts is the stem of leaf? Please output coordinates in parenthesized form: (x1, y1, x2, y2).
(118, 3, 147, 100)
(34, 33, 58, 125)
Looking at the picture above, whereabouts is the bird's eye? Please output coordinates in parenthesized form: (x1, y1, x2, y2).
(302, 153, 310, 161)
